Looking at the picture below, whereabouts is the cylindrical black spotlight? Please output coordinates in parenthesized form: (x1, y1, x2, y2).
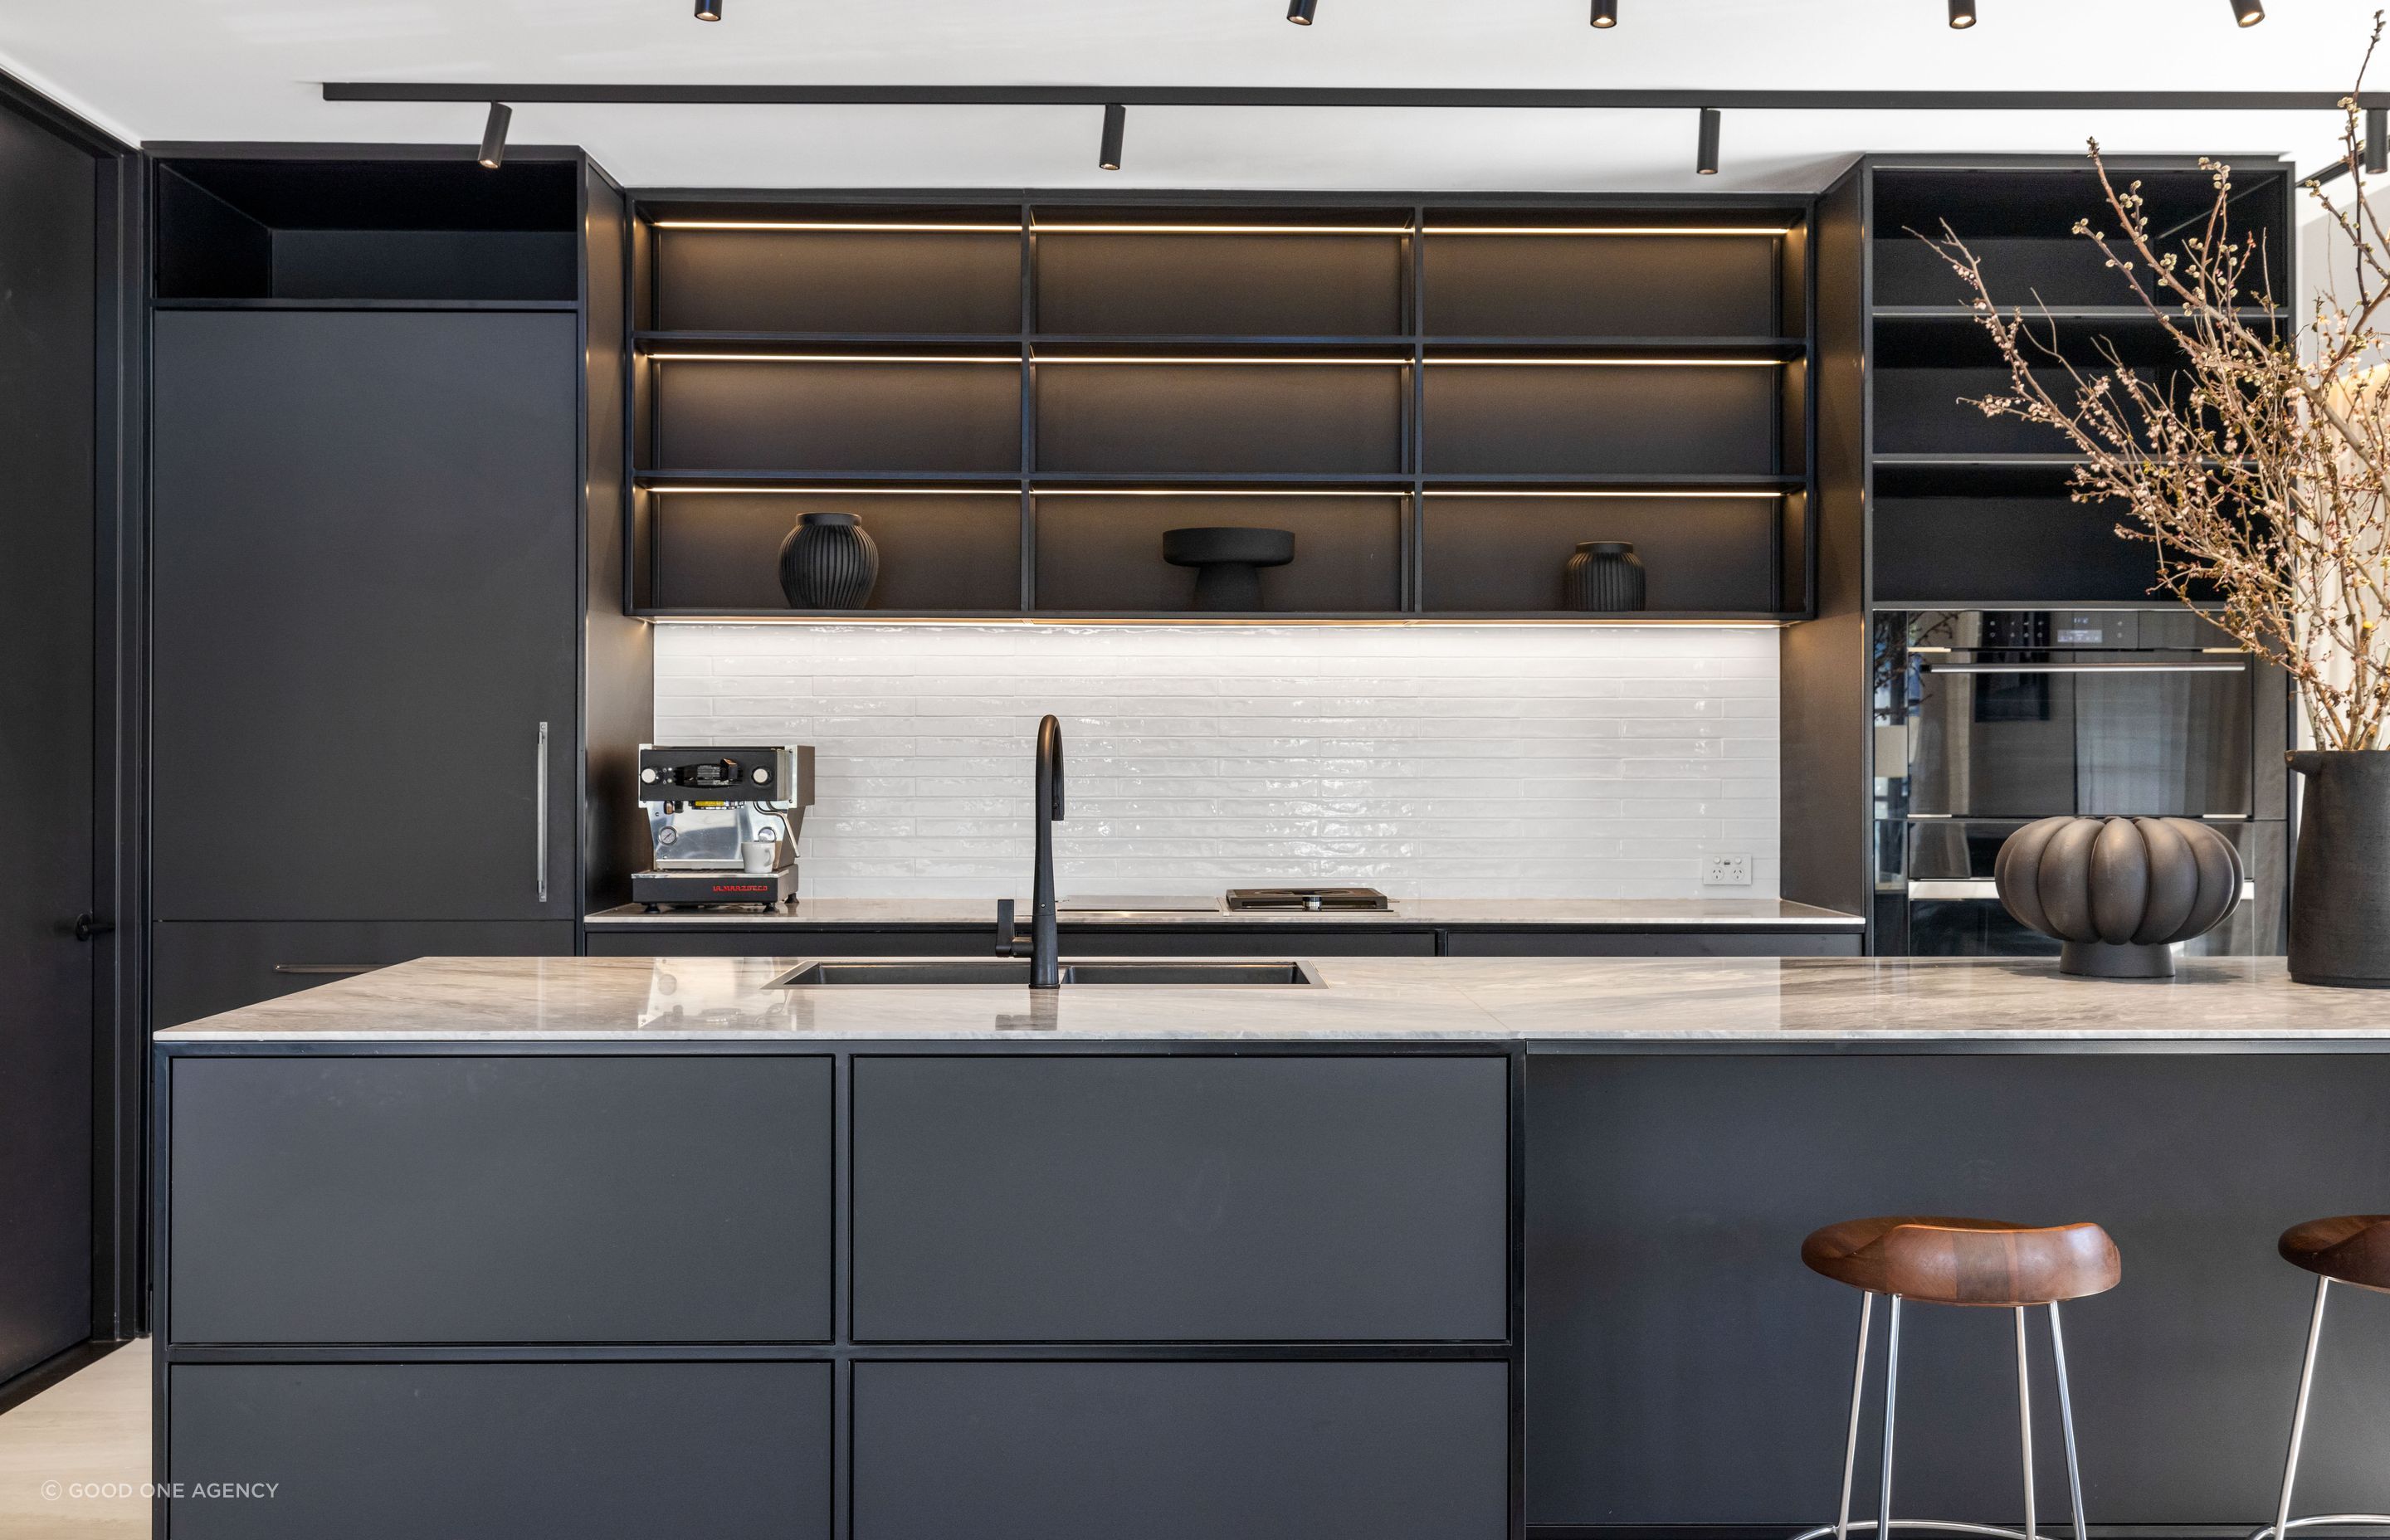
(1948, 0, 1976, 27)
(2229, 0, 2263, 25)
(1288, 0, 1317, 22)
(1590, 0, 1617, 27)
(477, 102, 511, 170)
(2369, 108, 2389, 176)
(1696, 107, 1720, 176)
(695, 0, 720, 18)
(1099, 103, 1125, 172)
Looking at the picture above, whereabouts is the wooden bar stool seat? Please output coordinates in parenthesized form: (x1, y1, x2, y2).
(2276, 1215, 2390, 1293)
(1802, 1216, 2123, 1307)
(2253, 1217, 2390, 1540)
(1791, 1215, 2122, 1540)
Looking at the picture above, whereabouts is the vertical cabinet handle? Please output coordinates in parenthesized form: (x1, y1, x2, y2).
(536, 720, 550, 904)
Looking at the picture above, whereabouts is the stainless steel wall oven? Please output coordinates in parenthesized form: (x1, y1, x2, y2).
(1872, 610, 2292, 958)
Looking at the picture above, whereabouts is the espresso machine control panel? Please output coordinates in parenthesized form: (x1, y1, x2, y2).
(633, 745, 815, 910)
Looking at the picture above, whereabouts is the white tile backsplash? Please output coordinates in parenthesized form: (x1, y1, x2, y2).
(653, 625, 1780, 899)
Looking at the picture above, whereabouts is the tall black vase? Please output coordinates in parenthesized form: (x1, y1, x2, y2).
(777, 511, 880, 610)
(2287, 749, 2390, 987)
(1563, 541, 1646, 612)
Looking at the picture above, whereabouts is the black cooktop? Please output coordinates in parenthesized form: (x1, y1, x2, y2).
(1225, 887, 1391, 912)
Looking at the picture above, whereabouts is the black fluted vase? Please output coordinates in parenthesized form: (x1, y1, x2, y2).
(1564, 541, 1646, 612)
(777, 512, 880, 610)
(2287, 750, 2390, 987)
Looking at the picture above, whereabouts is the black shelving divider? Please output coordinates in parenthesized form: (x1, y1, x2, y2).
(622, 192, 1818, 622)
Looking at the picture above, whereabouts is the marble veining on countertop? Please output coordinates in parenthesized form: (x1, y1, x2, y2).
(155, 954, 2390, 1044)
(583, 898, 1866, 928)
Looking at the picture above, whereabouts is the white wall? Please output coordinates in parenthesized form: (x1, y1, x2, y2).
(654, 623, 1780, 900)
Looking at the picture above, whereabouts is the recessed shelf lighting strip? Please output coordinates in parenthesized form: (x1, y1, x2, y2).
(1032, 222, 1415, 235)
(646, 352, 1021, 363)
(651, 219, 1022, 231)
(1424, 225, 1791, 236)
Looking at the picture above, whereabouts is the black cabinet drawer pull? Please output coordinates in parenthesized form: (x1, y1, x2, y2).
(271, 963, 387, 977)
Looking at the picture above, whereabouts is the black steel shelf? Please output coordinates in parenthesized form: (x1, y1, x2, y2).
(1423, 473, 1804, 491)
(1871, 305, 2277, 322)
(637, 470, 1023, 488)
(634, 607, 1797, 623)
(159, 297, 582, 312)
(635, 470, 1802, 494)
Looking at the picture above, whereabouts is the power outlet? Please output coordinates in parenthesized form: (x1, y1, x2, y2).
(1704, 855, 1752, 887)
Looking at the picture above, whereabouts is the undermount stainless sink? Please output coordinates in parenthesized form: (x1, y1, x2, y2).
(774, 959, 1322, 987)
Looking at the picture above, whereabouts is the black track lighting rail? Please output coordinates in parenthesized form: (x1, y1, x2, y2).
(324, 83, 2390, 112)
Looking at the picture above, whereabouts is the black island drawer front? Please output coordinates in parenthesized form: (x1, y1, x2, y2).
(167, 1361, 832, 1540)
(168, 1055, 832, 1344)
(852, 1360, 1509, 1540)
(852, 1054, 1510, 1343)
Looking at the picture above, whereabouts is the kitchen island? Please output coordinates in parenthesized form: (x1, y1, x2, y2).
(153, 956, 2390, 1539)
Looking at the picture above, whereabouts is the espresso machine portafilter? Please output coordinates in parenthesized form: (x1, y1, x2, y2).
(632, 744, 815, 910)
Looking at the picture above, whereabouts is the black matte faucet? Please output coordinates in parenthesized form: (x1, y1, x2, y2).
(1030, 714, 1064, 988)
(995, 715, 1066, 988)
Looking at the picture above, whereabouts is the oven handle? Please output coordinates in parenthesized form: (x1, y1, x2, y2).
(1908, 878, 2257, 902)
(1918, 661, 2248, 675)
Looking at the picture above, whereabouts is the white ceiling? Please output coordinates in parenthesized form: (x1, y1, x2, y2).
(0, 0, 2379, 193)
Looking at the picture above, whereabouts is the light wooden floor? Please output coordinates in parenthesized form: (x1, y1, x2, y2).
(0, 1340, 150, 1539)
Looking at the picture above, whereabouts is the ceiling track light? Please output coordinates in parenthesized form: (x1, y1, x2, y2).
(2370, 108, 2389, 176)
(1099, 102, 1126, 171)
(2230, 0, 2263, 24)
(1695, 106, 1720, 176)
(476, 101, 510, 169)
(1287, 0, 1317, 22)
(1949, 0, 1976, 27)
(1590, 0, 1617, 26)
(695, 0, 721, 17)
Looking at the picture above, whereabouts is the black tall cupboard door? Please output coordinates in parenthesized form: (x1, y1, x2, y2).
(151, 310, 580, 922)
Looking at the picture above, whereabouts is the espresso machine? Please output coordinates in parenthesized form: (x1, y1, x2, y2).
(633, 744, 815, 910)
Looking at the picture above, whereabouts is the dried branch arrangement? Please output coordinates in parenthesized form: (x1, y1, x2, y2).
(1927, 13, 2390, 751)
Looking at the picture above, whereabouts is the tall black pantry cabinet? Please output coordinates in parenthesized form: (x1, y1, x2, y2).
(147, 154, 646, 1026)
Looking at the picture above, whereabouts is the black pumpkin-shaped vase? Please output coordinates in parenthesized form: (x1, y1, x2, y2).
(1993, 815, 2245, 978)
(777, 512, 880, 610)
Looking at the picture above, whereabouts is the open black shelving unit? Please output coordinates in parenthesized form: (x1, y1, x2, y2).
(621, 194, 1818, 622)
(1861, 158, 2294, 610)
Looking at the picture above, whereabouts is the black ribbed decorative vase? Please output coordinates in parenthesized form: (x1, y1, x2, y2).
(1993, 815, 2245, 979)
(2286, 750, 2390, 987)
(1564, 541, 1647, 612)
(777, 512, 880, 610)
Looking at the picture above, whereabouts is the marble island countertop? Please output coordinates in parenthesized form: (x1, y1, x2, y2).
(583, 897, 1866, 928)
(154, 954, 2390, 1044)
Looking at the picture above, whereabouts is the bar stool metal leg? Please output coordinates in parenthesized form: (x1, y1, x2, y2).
(1879, 1295, 1903, 1540)
(2046, 1302, 2088, 1540)
(1792, 1295, 2086, 1540)
(2270, 1277, 2331, 1540)
(1837, 1293, 1875, 1540)
(2016, 1308, 2036, 1540)
(2244, 1275, 2390, 1540)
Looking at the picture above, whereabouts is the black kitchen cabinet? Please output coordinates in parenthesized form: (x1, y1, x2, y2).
(151, 309, 581, 924)
(851, 1359, 1509, 1540)
(168, 1055, 834, 1344)
(851, 1054, 1510, 1343)
(168, 1361, 832, 1540)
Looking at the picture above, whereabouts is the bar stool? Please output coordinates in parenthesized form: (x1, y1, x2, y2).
(1789, 1216, 2123, 1540)
(2252, 1216, 2390, 1540)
